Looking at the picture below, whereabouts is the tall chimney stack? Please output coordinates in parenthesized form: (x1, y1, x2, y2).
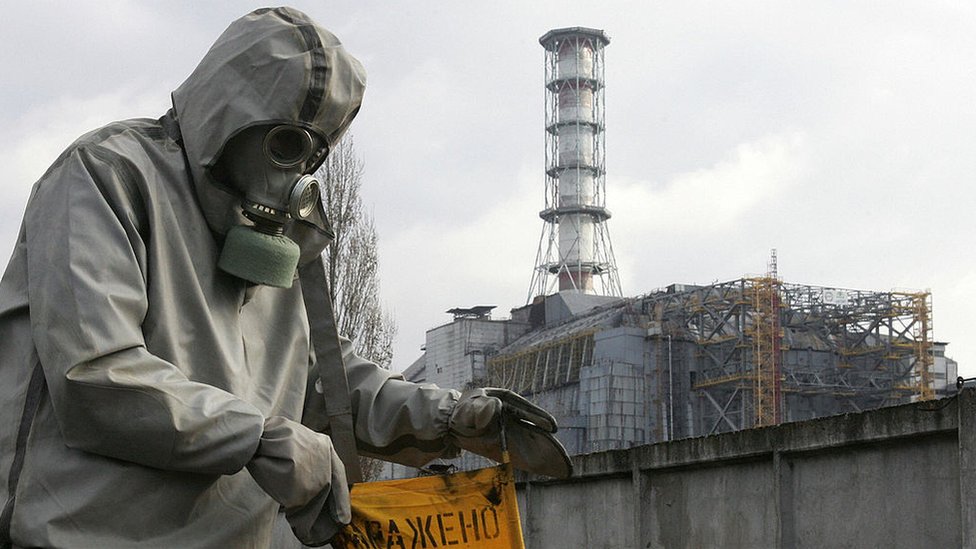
(528, 27, 622, 300)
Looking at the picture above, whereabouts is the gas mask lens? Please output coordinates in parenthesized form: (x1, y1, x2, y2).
(263, 125, 316, 169)
(289, 175, 320, 220)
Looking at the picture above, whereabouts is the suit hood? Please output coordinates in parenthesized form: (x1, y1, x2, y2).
(172, 6, 366, 263)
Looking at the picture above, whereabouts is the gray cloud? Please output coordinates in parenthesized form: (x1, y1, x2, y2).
(2, 1, 973, 374)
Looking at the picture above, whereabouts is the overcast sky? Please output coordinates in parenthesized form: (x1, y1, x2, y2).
(2, 1, 974, 377)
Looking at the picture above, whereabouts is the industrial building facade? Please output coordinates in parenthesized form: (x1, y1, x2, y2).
(391, 280, 956, 476)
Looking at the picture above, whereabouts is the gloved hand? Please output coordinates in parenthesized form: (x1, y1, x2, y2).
(247, 416, 350, 546)
(449, 388, 573, 478)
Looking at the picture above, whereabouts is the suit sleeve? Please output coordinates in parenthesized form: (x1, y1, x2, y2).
(302, 333, 462, 467)
(25, 146, 264, 475)
(343, 339, 462, 466)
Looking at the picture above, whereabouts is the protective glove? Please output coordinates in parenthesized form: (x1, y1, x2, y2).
(246, 416, 350, 546)
(449, 388, 573, 478)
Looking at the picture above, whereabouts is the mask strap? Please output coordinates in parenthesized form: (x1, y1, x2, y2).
(298, 257, 364, 484)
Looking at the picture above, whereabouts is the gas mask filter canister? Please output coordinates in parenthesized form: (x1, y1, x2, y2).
(217, 125, 324, 288)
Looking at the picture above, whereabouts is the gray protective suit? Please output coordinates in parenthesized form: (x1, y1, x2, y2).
(0, 8, 461, 548)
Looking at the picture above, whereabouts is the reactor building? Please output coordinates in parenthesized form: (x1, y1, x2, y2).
(383, 27, 957, 477)
(394, 279, 954, 476)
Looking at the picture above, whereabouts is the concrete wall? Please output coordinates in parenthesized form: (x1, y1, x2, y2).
(514, 389, 975, 549)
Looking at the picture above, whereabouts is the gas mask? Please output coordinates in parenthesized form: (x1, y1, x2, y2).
(213, 124, 327, 288)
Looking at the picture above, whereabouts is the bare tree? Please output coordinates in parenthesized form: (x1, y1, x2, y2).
(314, 134, 396, 481)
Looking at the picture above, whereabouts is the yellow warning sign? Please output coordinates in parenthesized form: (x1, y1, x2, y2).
(333, 464, 525, 549)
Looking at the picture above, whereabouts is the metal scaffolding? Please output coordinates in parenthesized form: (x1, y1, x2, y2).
(912, 292, 934, 400)
(638, 280, 936, 434)
(749, 275, 783, 427)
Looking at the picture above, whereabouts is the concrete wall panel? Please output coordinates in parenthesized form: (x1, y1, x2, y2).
(642, 461, 776, 549)
(790, 436, 959, 549)
(523, 479, 635, 548)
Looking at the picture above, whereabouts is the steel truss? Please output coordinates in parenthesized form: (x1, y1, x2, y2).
(487, 330, 596, 394)
(639, 280, 934, 434)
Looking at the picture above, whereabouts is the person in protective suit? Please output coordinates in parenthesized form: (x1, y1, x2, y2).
(0, 7, 570, 549)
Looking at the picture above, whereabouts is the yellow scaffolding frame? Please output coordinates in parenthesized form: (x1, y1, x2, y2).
(909, 291, 934, 401)
(748, 276, 783, 427)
